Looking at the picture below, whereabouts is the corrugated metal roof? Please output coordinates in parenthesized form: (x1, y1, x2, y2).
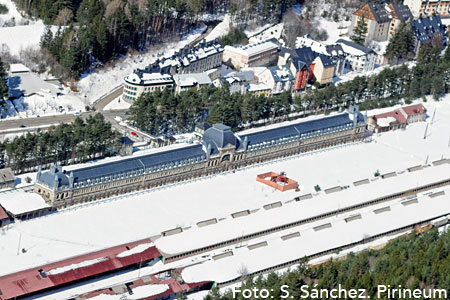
(0, 239, 161, 300)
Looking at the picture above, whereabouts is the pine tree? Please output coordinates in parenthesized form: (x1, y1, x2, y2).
(351, 17, 368, 45)
(0, 57, 8, 99)
(385, 22, 415, 64)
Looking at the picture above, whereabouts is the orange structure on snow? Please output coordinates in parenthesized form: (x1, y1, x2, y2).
(256, 172, 298, 192)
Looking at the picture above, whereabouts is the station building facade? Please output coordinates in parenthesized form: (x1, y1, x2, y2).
(35, 106, 368, 207)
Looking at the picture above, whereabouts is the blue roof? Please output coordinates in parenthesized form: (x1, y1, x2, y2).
(203, 124, 238, 154)
(238, 113, 364, 147)
(38, 144, 206, 188)
(412, 16, 446, 43)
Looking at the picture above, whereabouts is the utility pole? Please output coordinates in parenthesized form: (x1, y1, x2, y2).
(423, 123, 429, 139)
(17, 233, 21, 255)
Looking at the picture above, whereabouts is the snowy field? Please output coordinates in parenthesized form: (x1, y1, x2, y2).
(0, 0, 58, 56)
(102, 96, 130, 111)
(1, 93, 86, 120)
(0, 98, 449, 278)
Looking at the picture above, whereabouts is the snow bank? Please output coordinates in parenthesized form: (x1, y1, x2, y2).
(47, 257, 108, 275)
(205, 14, 230, 42)
(116, 243, 154, 258)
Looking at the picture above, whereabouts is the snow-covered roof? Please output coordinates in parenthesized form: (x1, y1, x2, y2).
(225, 40, 279, 57)
(173, 73, 212, 87)
(0, 189, 50, 216)
(9, 63, 30, 73)
(125, 72, 174, 86)
(181, 188, 450, 283)
(377, 116, 397, 127)
(337, 39, 375, 56)
(8, 71, 60, 98)
(155, 163, 450, 256)
(248, 83, 271, 92)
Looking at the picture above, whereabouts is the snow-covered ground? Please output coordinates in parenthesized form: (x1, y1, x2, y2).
(0, 98, 448, 277)
(205, 14, 230, 42)
(248, 23, 284, 44)
(2, 93, 86, 120)
(78, 25, 207, 105)
(317, 18, 351, 44)
(0, 0, 35, 27)
(103, 96, 130, 110)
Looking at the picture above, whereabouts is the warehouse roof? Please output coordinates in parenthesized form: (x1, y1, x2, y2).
(0, 239, 161, 300)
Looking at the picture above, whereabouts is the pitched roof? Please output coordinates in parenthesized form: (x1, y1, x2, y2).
(266, 65, 295, 82)
(412, 16, 446, 43)
(354, 3, 390, 24)
(337, 39, 375, 56)
(388, 2, 413, 22)
(203, 124, 238, 154)
(401, 104, 426, 116)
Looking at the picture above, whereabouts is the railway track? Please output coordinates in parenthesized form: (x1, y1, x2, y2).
(163, 176, 450, 262)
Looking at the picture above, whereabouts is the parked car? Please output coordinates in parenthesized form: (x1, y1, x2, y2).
(74, 112, 81, 116)
(131, 131, 138, 137)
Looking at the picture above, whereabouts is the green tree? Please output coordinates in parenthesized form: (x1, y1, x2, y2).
(385, 22, 415, 64)
(351, 17, 368, 45)
(0, 57, 8, 99)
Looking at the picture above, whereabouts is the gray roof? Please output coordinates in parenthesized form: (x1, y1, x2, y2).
(368, 3, 390, 24)
(412, 16, 446, 44)
(0, 168, 15, 183)
(203, 124, 238, 154)
(337, 39, 375, 55)
(238, 112, 365, 148)
(389, 2, 413, 22)
(267, 66, 294, 82)
(317, 55, 335, 67)
(38, 145, 206, 188)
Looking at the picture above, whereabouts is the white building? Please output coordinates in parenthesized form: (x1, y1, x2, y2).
(337, 39, 376, 73)
(259, 65, 295, 95)
(223, 41, 279, 70)
(123, 72, 174, 103)
(404, 0, 450, 17)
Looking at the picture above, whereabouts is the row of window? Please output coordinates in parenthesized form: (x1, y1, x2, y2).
(124, 95, 136, 101)
(247, 124, 354, 151)
(125, 85, 137, 91)
(73, 157, 206, 188)
(124, 89, 137, 96)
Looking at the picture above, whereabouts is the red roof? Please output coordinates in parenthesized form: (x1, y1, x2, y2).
(80, 269, 212, 300)
(0, 205, 8, 221)
(401, 104, 426, 116)
(0, 238, 161, 300)
(373, 110, 407, 124)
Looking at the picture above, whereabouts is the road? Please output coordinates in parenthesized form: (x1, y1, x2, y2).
(93, 86, 124, 111)
(0, 110, 129, 134)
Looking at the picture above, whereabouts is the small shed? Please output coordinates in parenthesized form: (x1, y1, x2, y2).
(0, 168, 15, 189)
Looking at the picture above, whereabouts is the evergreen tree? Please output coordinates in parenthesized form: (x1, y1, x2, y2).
(385, 22, 415, 64)
(0, 57, 8, 99)
(351, 17, 368, 45)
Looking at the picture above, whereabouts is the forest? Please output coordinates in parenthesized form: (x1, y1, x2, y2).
(204, 227, 450, 300)
(0, 114, 122, 174)
(129, 43, 450, 136)
(13, 0, 295, 79)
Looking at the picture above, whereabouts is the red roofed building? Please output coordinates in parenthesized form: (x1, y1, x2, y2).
(0, 205, 9, 227)
(0, 239, 162, 300)
(78, 269, 212, 300)
(367, 104, 427, 133)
